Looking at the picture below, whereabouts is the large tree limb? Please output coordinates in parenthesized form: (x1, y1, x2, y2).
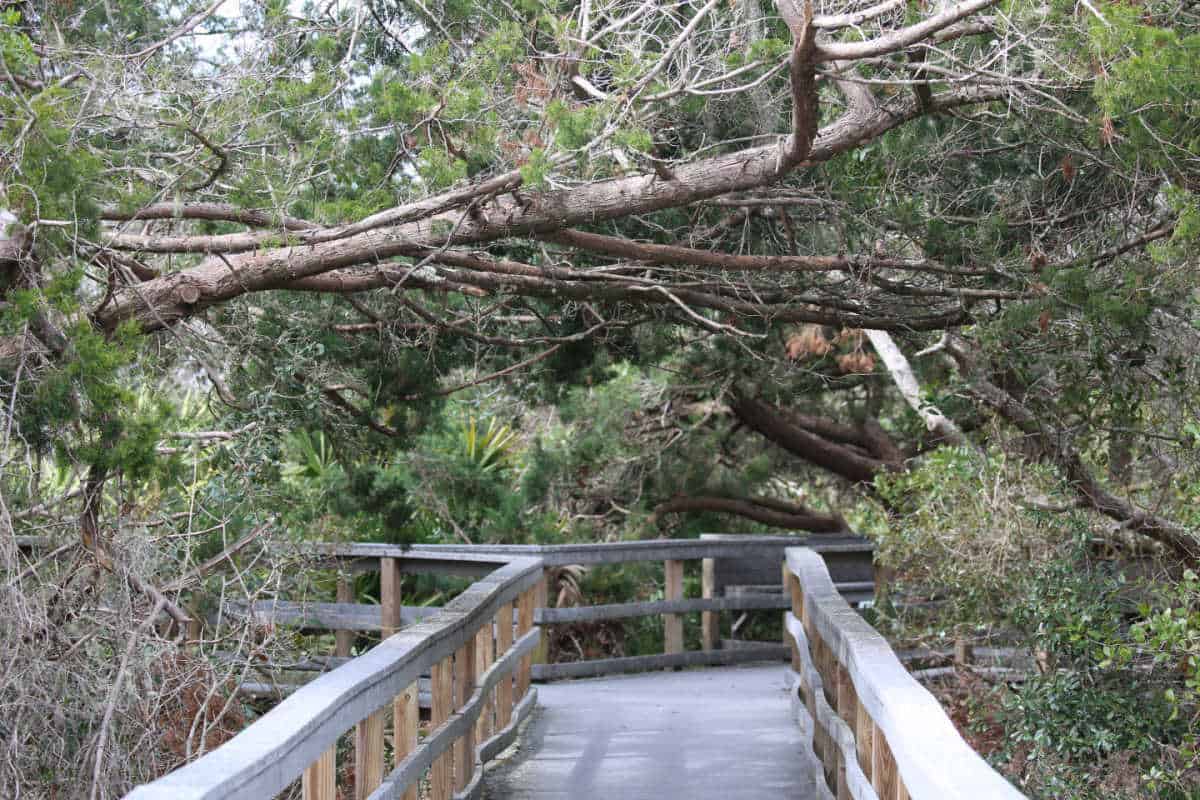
(89, 86, 1004, 335)
(864, 329, 965, 445)
(654, 493, 848, 532)
(730, 393, 893, 482)
(945, 335, 1200, 563)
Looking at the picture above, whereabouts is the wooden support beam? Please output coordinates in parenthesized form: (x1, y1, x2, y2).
(835, 664, 856, 800)
(302, 746, 336, 800)
(702, 557, 717, 651)
(532, 568, 550, 667)
(872, 723, 898, 800)
(380, 557, 402, 637)
(393, 681, 419, 800)
(516, 588, 535, 700)
(454, 637, 477, 792)
(474, 624, 494, 743)
(354, 708, 385, 800)
(856, 696, 873, 783)
(335, 576, 354, 658)
(495, 602, 513, 729)
(664, 559, 684, 658)
(431, 656, 453, 800)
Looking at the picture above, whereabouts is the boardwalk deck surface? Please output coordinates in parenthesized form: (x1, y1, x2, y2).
(483, 664, 819, 799)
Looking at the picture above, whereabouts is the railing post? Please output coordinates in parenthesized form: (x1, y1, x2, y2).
(856, 696, 873, 783)
(785, 563, 802, 673)
(454, 637, 476, 792)
(516, 586, 535, 699)
(835, 664, 856, 800)
(495, 602, 514, 729)
(381, 556, 402, 637)
(335, 573, 354, 658)
(354, 708, 385, 800)
(533, 567, 551, 667)
(664, 559, 684, 658)
(702, 557, 718, 651)
(872, 723, 899, 800)
(431, 654, 454, 800)
(394, 681, 419, 800)
(474, 624, 494, 744)
(302, 746, 336, 800)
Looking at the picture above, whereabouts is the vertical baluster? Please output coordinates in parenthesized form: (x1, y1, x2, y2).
(533, 569, 550, 668)
(856, 696, 873, 783)
(380, 557, 402, 637)
(664, 559, 684, 660)
(355, 708, 385, 800)
(394, 681, 419, 800)
(302, 746, 336, 800)
(872, 723, 898, 800)
(516, 588, 534, 700)
(835, 664, 856, 800)
(335, 574, 354, 658)
(455, 636, 477, 792)
(702, 557, 717, 651)
(495, 602, 513, 729)
(431, 655, 454, 800)
(474, 624, 494, 744)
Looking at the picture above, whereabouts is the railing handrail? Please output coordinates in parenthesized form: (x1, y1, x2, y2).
(784, 546, 1025, 799)
(125, 555, 543, 800)
(302, 533, 872, 567)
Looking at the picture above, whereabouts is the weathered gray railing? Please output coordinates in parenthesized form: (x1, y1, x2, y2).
(309, 535, 871, 681)
(126, 551, 544, 800)
(783, 547, 1026, 800)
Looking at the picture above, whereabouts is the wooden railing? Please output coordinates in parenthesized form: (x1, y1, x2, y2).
(308, 535, 870, 681)
(782, 547, 1026, 800)
(126, 552, 544, 800)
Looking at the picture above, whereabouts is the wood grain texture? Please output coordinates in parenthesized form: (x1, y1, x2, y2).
(381, 557, 402, 637)
(302, 747, 336, 800)
(355, 708, 385, 800)
(473, 625, 493, 744)
(454, 638, 476, 792)
(495, 603, 513, 729)
(393, 682, 418, 800)
(431, 656, 453, 800)
(336, 577, 354, 658)
(701, 558, 717, 651)
(516, 589, 534, 700)
(663, 560, 684, 658)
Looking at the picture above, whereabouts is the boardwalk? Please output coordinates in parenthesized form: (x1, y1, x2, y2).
(483, 664, 819, 799)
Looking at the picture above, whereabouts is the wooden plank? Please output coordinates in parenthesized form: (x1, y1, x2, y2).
(474, 624, 494, 744)
(532, 569, 550, 666)
(380, 557, 402, 637)
(335, 577, 354, 658)
(836, 664, 856, 800)
(393, 681, 419, 800)
(856, 696, 873, 783)
(301, 746, 335, 800)
(219, 599, 438, 633)
(354, 707, 385, 800)
(872, 718, 898, 800)
(454, 637, 477, 792)
(534, 593, 788, 624)
(701, 557, 717, 651)
(664, 559, 684, 657)
(495, 602, 513, 729)
(516, 588, 534, 699)
(431, 656, 453, 800)
(532, 644, 786, 681)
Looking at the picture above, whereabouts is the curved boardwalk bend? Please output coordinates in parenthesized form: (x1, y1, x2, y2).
(124, 536, 1027, 800)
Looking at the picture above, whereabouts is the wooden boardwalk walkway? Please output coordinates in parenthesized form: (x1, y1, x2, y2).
(482, 664, 819, 799)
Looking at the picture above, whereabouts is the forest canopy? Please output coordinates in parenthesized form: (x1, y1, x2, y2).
(1, 0, 1199, 795)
